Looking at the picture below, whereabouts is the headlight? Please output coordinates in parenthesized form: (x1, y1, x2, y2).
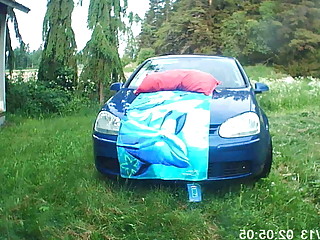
(94, 111, 120, 135)
(219, 112, 260, 138)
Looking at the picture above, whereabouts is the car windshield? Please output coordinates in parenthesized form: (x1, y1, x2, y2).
(128, 57, 246, 89)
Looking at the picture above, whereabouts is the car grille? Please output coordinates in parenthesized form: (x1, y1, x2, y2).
(208, 161, 251, 178)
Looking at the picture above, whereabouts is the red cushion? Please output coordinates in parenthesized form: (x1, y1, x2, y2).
(136, 69, 220, 96)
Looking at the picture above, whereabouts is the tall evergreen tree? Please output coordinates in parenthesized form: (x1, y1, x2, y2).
(155, 0, 215, 54)
(220, 1, 274, 64)
(80, 0, 127, 104)
(139, 0, 320, 76)
(138, 0, 170, 50)
(38, 0, 77, 90)
(123, 12, 141, 62)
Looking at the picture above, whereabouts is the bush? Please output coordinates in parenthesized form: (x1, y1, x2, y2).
(50, 68, 77, 92)
(6, 76, 98, 117)
(6, 77, 73, 117)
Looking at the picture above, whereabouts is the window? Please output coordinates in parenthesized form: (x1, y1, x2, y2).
(128, 57, 246, 89)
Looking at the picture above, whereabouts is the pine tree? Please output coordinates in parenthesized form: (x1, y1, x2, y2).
(123, 12, 141, 62)
(154, 0, 215, 54)
(138, 0, 170, 50)
(38, 0, 77, 90)
(138, 0, 320, 76)
(80, 0, 127, 104)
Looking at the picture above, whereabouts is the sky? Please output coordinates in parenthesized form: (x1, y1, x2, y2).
(10, 0, 149, 53)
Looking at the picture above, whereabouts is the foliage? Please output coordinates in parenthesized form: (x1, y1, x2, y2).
(12, 45, 42, 70)
(138, 0, 172, 50)
(136, 47, 156, 64)
(29, 48, 43, 69)
(122, 12, 141, 63)
(6, 77, 71, 116)
(13, 45, 30, 70)
(158, 0, 217, 54)
(38, 0, 78, 89)
(1, 69, 320, 238)
(80, 0, 127, 104)
(139, 0, 320, 77)
(271, 0, 320, 76)
(5, 75, 94, 117)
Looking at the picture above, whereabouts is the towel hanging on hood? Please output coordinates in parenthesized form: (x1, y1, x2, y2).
(116, 91, 211, 181)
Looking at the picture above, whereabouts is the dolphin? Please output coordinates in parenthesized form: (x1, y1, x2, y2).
(117, 110, 189, 176)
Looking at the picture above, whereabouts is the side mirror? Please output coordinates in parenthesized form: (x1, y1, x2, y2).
(110, 82, 122, 92)
(254, 82, 269, 94)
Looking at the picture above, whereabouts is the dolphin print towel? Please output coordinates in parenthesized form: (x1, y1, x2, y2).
(116, 90, 211, 181)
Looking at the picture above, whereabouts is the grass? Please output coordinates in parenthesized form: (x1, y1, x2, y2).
(1, 70, 320, 239)
(244, 64, 287, 81)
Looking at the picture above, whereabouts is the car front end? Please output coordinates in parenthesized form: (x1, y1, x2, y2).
(93, 55, 272, 181)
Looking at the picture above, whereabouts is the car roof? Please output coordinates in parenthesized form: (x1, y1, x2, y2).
(148, 54, 235, 61)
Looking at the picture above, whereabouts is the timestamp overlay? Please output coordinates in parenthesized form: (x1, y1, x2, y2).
(239, 229, 320, 240)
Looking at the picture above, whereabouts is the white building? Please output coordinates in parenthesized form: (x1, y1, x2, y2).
(0, 0, 29, 126)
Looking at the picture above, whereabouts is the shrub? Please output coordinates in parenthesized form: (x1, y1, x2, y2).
(48, 67, 77, 92)
(6, 77, 72, 117)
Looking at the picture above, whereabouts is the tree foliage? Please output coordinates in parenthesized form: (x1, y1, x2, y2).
(13, 46, 42, 69)
(122, 12, 141, 63)
(80, 0, 127, 104)
(38, 0, 78, 90)
(137, 48, 155, 64)
(139, 0, 320, 77)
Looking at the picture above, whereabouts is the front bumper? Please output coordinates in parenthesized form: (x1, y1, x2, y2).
(93, 131, 267, 181)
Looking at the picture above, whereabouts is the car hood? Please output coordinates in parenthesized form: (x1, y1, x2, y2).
(210, 88, 254, 125)
(103, 88, 255, 125)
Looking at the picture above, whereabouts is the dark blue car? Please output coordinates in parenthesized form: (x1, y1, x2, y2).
(93, 55, 272, 181)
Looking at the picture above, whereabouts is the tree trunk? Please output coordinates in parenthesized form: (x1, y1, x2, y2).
(99, 81, 105, 105)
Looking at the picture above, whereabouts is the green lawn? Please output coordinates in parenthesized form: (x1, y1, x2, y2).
(1, 73, 320, 239)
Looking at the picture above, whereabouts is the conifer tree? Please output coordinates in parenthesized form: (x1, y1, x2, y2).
(80, 0, 127, 104)
(138, 0, 170, 50)
(139, 0, 320, 76)
(155, 0, 215, 54)
(38, 0, 77, 90)
(122, 12, 141, 63)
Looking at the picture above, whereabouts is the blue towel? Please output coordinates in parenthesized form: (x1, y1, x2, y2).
(117, 91, 211, 181)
